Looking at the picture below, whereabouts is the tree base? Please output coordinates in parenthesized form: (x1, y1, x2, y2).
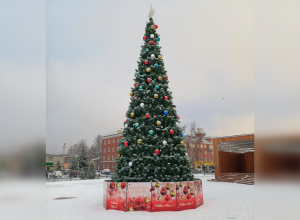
(103, 178, 203, 212)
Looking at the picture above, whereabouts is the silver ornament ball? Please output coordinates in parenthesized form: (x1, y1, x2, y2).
(129, 162, 132, 167)
(146, 20, 150, 23)
(150, 34, 154, 38)
(140, 103, 144, 107)
(151, 54, 155, 59)
(163, 140, 167, 145)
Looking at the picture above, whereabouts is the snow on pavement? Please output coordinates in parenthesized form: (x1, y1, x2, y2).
(46, 174, 254, 220)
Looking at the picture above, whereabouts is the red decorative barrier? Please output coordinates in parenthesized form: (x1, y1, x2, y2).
(103, 178, 203, 212)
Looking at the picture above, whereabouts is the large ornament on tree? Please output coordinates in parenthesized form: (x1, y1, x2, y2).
(155, 24, 158, 29)
(150, 41, 154, 45)
(169, 130, 174, 135)
(145, 113, 150, 118)
(155, 149, 160, 155)
(124, 141, 128, 146)
(143, 36, 146, 40)
(150, 34, 154, 38)
(181, 141, 185, 146)
(155, 85, 159, 90)
(147, 78, 151, 83)
(130, 92, 133, 96)
(158, 76, 162, 81)
(144, 60, 149, 65)
(164, 110, 168, 115)
(154, 94, 158, 98)
(163, 140, 167, 145)
(129, 162, 132, 167)
(140, 103, 144, 107)
(131, 112, 135, 117)
(164, 96, 168, 100)
(137, 139, 142, 144)
(151, 25, 155, 29)
(151, 54, 155, 59)
(156, 121, 161, 126)
(149, 130, 154, 135)
(146, 68, 151, 72)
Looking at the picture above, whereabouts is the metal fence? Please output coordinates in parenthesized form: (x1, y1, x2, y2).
(46, 174, 112, 182)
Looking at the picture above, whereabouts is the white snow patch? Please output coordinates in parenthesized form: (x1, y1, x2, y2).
(46, 174, 254, 220)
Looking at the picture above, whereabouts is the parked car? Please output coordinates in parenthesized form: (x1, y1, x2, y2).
(69, 170, 80, 178)
(100, 169, 110, 176)
(49, 171, 63, 178)
(62, 169, 71, 175)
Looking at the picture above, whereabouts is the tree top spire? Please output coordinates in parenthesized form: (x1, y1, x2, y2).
(148, 4, 155, 18)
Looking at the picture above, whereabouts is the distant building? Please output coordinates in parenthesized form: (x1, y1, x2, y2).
(184, 128, 214, 169)
(101, 130, 123, 172)
(46, 154, 70, 170)
(46, 154, 64, 171)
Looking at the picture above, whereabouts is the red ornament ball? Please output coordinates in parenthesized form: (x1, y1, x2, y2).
(144, 60, 149, 65)
(177, 116, 180, 119)
(145, 113, 150, 118)
(147, 78, 151, 83)
(160, 187, 167, 196)
(134, 83, 137, 87)
(143, 36, 146, 40)
(155, 149, 160, 155)
(165, 75, 168, 80)
(136, 198, 142, 205)
(164, 96, 168, 100)
(187, 194, 191, 200)
(165, 195, 171, 201)
(169, 130, 174, 135)
(109, 190, 114, 196)
(134, 97, 138, 101)
(150, 41, 154, 45)
(126, 119, 129, 122)
(109, 182, 115, 190)
(121, 183, 126, 189)
(183, 187, 188, 195)
(124, 141, 128, 146)
(155, 24, 158, 29)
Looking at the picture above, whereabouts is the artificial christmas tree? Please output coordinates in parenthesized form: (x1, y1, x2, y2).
(112, 8, 193, 183)
(104, 6, 203, 212)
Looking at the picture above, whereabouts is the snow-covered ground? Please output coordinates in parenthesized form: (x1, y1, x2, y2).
(46, 174, 254, 220)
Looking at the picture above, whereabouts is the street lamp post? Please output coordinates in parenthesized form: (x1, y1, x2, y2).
(195, 128, 206, 176)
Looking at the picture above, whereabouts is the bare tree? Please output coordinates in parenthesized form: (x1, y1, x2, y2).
(89, 135, 102, 170)
(180, 124, 188, 134)
(190, 121, 196, 137)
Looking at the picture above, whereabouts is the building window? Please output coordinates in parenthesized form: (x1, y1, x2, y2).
(104, 148, 106, 153)
(103, 164, 105, 168)
(201, 145, 203, 148)
(48, 157, 53, 161)
(113, 138, 115, 143)
(112, 155, 115, 160)
(104, 140, 106, 145)
(205, 157, 207, 161)
(108, 147, 110, 152)
(103, 156, 105, 161)
(212, 152, 214, 155)
(117, 137, 119, 142)
(209, 158, 211, 161)
(112, 164, 114, 168)
(108, 139, 110, 144)
(108, 156, 110, 160)
(112, 147, 115, 152)
(107, 164, 110, 169)
(205, 151, 207, 155)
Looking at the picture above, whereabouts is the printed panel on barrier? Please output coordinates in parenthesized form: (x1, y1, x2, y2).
(106, 182, 127, 211)
(103, 181, 107, 209)
(126, 182, 151, 211)
(176, 181, 196, 211)
(151, 182, 177, 212)
(194, 179, 204, 207)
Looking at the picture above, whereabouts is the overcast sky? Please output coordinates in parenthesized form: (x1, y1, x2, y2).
(46, 0, 254, 154)
(2, 1, 299, 155)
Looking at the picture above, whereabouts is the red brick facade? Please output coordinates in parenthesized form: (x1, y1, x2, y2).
(101, 131, 214, 171)
(102, 133, 123, 172)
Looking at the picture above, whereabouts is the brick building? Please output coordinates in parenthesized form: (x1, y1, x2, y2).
(101, 128, 214, 172)
(101, 131, 123, 172)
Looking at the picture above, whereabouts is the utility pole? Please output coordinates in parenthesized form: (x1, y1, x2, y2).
(62, 143, 66, 170)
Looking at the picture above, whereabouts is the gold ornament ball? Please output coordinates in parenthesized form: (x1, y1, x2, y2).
(130, 92, 133, 96)
(158, 76, 162, 81)
(118, 154, 120, 157)
(181, 195, 185, 200)
(154, 94, 158, 98)
(158, 195, 162, 201)
(170, 190, 176, 197)
(187, 182, 191, 189)
(130, 112, 135, 117)
(155, 182, 160, 188)
(151, 25, 155, 30)
(179, 182, 183, 187)
(165, 184, 171, 190)
(173, 107, 176, 111)
(158, 55, 162, 59)
(181, 141, 185, 146)
(146, 68, 151, 72)
(156, 121, 161, 126)
(116, 183, 121, 188)
(137, 139, 142, 144)
(190, 189, 195, 196)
